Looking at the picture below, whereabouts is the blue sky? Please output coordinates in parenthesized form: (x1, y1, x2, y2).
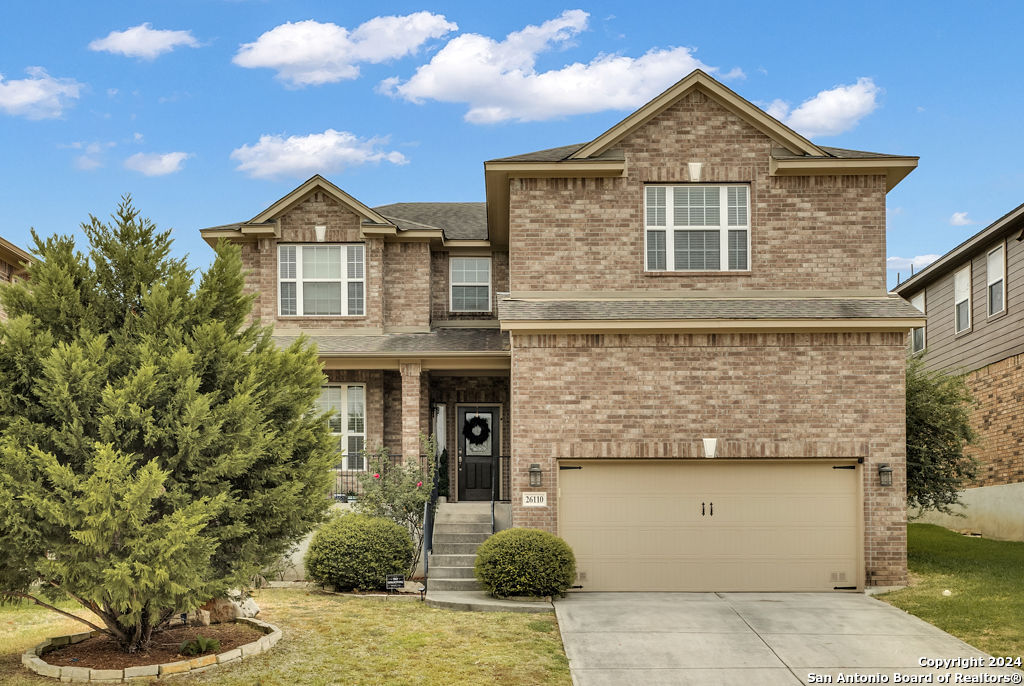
(2, 1, 1022, 288)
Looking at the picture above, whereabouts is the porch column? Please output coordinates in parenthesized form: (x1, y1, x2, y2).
(399, 360, 422, 462)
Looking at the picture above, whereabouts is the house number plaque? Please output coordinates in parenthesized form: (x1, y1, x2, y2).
(522, 492, 547, 507)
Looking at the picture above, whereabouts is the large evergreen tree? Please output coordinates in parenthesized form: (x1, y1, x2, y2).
(0, 199, 334, 652)
(906, 355, 977, 514)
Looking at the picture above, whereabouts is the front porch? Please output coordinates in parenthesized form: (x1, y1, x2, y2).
(318, 351, 511, 505)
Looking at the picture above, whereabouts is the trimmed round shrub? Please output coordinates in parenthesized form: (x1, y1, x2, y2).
(474, 528, 576, 598)
(305, 513, 413, 591)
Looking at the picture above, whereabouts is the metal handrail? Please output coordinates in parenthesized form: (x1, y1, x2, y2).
(491, 454, 497, 534)
(420, 453, 441, 599)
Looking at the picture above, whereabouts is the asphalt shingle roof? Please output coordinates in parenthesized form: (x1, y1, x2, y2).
(273, 328, 509, 355)
(497, 297, 923, 321)
(373, 202, 487, 240)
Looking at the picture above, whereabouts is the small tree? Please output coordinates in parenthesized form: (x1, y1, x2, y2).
(906, 355, 977, 514)
(0, 199, 335, 652)
(355, 434, 437, 576)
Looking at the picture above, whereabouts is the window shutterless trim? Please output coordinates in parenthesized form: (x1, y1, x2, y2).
(644, 184, 750, 272)
(278, 243, 365, 317)
(987, 242, 1006, 317)
(450, 256, 492, 312)
(909, 291, 926, 353)
(322, 383, 367, 471)
(953, 264, 971, 334)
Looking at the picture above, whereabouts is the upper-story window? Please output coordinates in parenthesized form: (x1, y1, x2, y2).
(987, 244, 1005, 316)
(450, 257, 491, 312)
(278, 244, 364, 317)
(644, 185, 750, 272)
(0, 259, 13, 283)
(954, 265, 971, 334)
(317, 384, 366, 471)
(910, 292, 926, 353)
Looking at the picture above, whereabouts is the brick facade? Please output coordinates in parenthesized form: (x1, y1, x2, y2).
(508, 91, 887, 294)
(965, 353, 1024, 487)
(240, 191, 385, 329)
(430, 250, 510, 321)
(510, 331, 908, 587)
(384, 242, 431, 329)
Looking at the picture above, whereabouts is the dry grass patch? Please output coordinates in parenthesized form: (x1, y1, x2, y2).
(1, 588, 570, 685)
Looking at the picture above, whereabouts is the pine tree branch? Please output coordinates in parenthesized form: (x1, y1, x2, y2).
(6, 592, 107, 635)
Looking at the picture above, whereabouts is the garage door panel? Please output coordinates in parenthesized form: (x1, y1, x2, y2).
(558, 461, 861, 592)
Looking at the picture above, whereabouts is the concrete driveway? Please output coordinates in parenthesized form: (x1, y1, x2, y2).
(555, 592, 1023, 686)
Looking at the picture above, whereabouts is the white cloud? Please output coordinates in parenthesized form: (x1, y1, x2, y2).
(124, 151, 192, 176)
(381, 10, 742, 124)
(89, 23, 199, 60)
(230, 129, 407, 179)
(886, 255, 940, 271)
(233, 13, 457, 86)
(766, 77, 880, 137)
(0, 67, 83, 119)
(949, 212, 975, 226)
(65, 141, 116, 171)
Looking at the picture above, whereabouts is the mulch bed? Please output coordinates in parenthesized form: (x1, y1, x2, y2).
(43, 622, 264, 670)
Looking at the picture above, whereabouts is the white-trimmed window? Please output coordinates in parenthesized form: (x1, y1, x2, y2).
(318, 385, 366, 470)
(645, 185, 750, 272)
(954, 265, 971, 334)
(278, 244, 364, 316)
(450, 257, 491, 312)
(910, 292, 926, 353)
(987, 244, 1005, 316)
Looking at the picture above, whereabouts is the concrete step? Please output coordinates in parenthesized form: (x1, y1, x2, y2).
(431, 542, 484, 556)
(425, 591, 553, 614)
(429, 565, 476, 579)
(432, 522, 492, 534)
(428, 553, 477, 568)
(429, 578, 483, 592)
(433, 532, 491, 544)
(437, 502, 492, 514)
(434, 516, 493, 528)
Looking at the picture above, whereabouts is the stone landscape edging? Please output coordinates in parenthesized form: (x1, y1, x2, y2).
(21, 617, 281, 683)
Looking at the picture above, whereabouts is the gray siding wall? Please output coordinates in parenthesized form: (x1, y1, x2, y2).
(912, 233, 1024, 374)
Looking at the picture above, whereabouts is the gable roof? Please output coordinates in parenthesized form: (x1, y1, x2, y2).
(249, 175, 392, 225)
(373, 202, 487, 241)
(570, 70, 825, 159)
(892, 201, 1024, 296)
(483, 70, 918, 247)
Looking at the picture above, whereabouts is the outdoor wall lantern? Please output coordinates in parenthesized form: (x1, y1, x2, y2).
(702, 438, 718, 459)
(529, 463, 543, 488)
(314, 224, 327, 242)
(878, 463, 893, 487)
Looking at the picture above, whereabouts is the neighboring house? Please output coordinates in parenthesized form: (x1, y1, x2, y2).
(0, 237, 32, 321)
(893, 203, 1024, 541)
(201, 70, 922, 592)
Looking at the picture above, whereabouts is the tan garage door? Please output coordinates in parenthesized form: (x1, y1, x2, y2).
(558, 460, 862, 592)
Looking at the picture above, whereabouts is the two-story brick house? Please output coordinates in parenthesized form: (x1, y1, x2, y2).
(202, 70, 922, 591)
(893, 202, 1024, 541)
(0, 237, 32, 321)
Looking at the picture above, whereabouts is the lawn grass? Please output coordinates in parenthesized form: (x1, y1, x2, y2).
(880, 523, 1024, 657)
(0, 588, 570, 685)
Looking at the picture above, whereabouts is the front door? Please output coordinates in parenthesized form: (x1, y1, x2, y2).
(457, 406, 499, 501)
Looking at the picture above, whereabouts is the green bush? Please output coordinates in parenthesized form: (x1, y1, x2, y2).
(474, 528, 576, 598)
(305, 513, 413, 591)
(179, 635, 221, 656)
